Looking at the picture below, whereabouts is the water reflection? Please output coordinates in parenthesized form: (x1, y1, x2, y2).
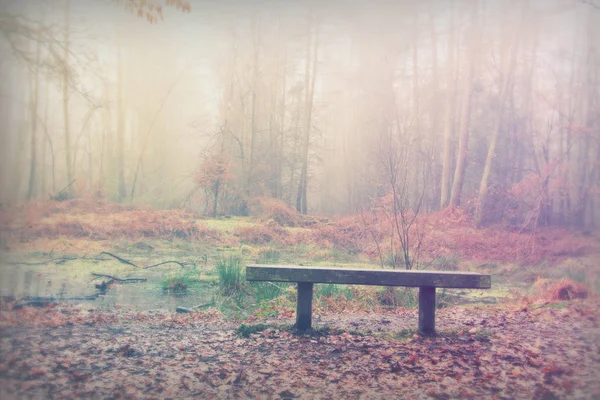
(0, 262, 214, 311)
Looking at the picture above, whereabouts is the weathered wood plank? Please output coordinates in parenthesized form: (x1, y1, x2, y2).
(246, 265, 491, 289)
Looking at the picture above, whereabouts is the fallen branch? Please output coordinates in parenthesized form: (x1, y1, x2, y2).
(175, 302, 213, 313)
(144, 260, 186, 269)
(99, 252, 139, 268)
(7, 257, 77, 266)
(90, 273, 147, 283)
(96, 251, 188, 272)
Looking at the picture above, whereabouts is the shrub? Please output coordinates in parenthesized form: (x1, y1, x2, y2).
(543, 278, 589, 301)
(310, 216, 366, 253)
(161, 273, 196, 294)
(249, 197, 299, 227)
(236, 224, 288, 245)
(215, 255, 245, 295)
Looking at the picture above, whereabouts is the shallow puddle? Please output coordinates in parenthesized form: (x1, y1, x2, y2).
(0, 254, 214, 311)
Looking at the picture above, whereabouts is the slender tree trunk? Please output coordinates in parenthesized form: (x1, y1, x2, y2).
(449, 0, 478, 208)
(248, 17, 260, 196)
(41, 78, 48, 196)
(475, 2, 523, 227)
(290, 96, 300, 206)
(296, 19, 318, 214)
(62, 0, 73, 196)
(11, 107, 28, 201)
(27, 34, 42, 200)
(277, 50, 287, 199)
(212, 179, 220, 217)
(411, 12, 421, 208)
(268, 70, 277, 197)
(428, 1, 440, 210)
(116, 36, 127, 202)
(440, 0, 456, 208)
(41, 67, 54, 195)
(98, 107, 106, 193)
(87, 120, 93, 190)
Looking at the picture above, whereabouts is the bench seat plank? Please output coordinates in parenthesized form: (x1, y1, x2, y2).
(247, 265, 491, 289)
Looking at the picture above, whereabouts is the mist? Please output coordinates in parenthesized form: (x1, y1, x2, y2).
(1, 0, 598, 228)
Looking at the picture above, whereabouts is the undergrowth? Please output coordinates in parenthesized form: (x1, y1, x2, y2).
(215, 255, 245, 295)
(3, 198, 596, 270)
(161, 268, 202, 294)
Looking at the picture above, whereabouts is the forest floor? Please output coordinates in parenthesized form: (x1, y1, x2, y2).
(0, 197, 599, 398)
(0, 299, 599, 399)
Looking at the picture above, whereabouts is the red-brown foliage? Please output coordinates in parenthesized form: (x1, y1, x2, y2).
(235, 224, 290, 245)
(543, 279, 589, 301)
(25, 210, 218, 241)
(194, 153, 234, 188)
(2, 198, 221, 244)
(421, 208, 592, 264)
(248, 197, 299, 227)
(310, 216, 369, 253)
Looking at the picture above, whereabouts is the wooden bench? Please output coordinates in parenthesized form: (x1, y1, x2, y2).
(246, 265, 491, 334)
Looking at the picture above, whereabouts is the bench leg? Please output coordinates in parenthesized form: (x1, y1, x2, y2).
(296, 282, 313, 330)
(418, 286, 436, 335)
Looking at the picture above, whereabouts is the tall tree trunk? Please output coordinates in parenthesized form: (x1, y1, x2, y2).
(212, 179, 220, 217)
(27, 33, 42, 201)
(277, 50, 287, 199)
(296, 19, 318, 214)
(116, 36, 127, 201)
(411, 11, 421, 208)
(62, 0, 73, 195)
(440, 0, 456, 208)
(41, 76, 49, 196)
(428, 1, 440, 210)
(248, 17, 260, 196)
(449, 0, 478, 208)
(475, 2, 523, 227)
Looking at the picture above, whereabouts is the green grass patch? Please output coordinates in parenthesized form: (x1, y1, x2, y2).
(315, 284, 354, 300)
(202, 217, 256, 233)
(250, 281, 291, 303)
(161, 269, 201, 294)
(215, 254, 245, 295)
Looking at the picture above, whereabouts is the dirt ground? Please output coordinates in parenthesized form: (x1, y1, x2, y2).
(1, 300, 599, 400)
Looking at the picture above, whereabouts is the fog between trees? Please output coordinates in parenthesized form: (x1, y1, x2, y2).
(0, 0, 598, 229)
